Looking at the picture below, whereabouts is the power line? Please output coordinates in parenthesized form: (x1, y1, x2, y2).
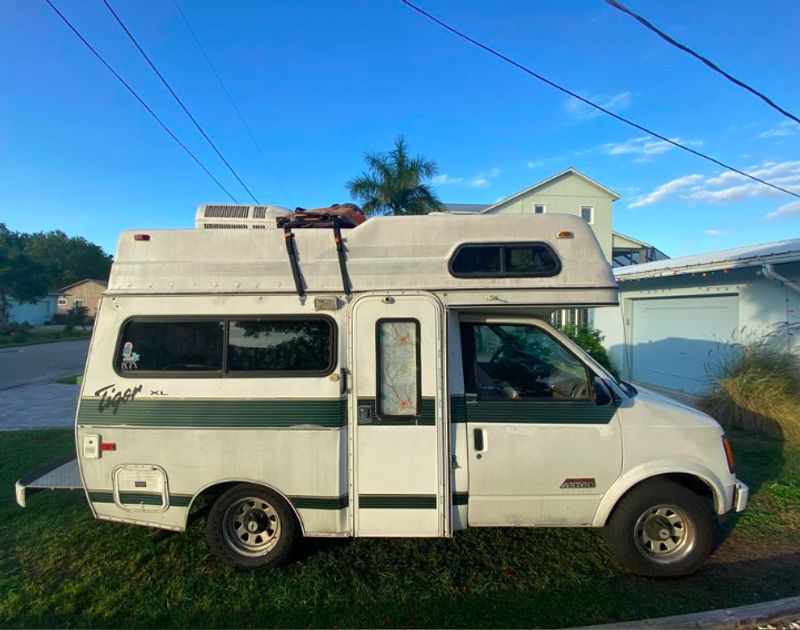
(173, 0, 295, 208)
(399, 0, 800, 200)
(44, 0, 239, 203)
(102, 0, 261, 204)
(604, 0, 800, 127)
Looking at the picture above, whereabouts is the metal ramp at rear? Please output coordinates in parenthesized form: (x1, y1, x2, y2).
(15, 455, 82, 508)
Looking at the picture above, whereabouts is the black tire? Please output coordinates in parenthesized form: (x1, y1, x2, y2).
(206, 484, 299, 570)
(603, 478, 715, 577)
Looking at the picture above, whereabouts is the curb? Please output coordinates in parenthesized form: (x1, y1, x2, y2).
(581, 595, 800, 629)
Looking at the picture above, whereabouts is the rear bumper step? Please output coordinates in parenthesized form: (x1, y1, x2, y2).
(15, 455, 82, 508)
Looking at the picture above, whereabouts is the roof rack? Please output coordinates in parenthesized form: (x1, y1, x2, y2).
(275, 204, 364, 298)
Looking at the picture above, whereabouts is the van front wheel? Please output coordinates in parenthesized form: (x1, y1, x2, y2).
(604, 479, 715, 577)
(206, 484, 298, 570)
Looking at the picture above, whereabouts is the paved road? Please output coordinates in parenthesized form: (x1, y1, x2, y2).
(0, 339, 89, 391)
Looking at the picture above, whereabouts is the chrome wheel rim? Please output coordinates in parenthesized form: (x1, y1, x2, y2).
(222, 497, 281, 557)
(634, 504, 695, 564)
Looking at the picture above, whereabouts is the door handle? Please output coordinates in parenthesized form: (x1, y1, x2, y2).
(473, 428, 485, 458)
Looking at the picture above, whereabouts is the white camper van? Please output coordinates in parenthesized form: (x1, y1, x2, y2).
(16, 206, 748, 577)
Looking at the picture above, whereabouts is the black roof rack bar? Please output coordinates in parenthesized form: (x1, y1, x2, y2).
(333, 219, 352, 297)
(282, 225, 305, 297)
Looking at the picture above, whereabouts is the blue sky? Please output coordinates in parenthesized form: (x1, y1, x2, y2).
(1, 0, 799, 257)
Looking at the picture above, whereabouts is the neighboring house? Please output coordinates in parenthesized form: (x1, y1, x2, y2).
(57, 278, 108, 316)
(595, 238, 800, 395)
(445, 167, 667, 326)
(7, 292, 62, 325)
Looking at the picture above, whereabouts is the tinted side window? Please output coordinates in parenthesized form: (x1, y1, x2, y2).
(227, 319, 333, 373)
(117, 321, 224, 372)
(450, 243, 560, 277)
(450, 246, 502, 275)
(470, 323, 590, 401)
(504, 245, 559, 275)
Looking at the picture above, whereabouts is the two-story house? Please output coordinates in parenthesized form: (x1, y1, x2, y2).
(445, 167, 667, 326)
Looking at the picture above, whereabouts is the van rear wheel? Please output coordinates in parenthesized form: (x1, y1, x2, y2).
(604, 478, 715, 577)
(206, 484, 298, 570)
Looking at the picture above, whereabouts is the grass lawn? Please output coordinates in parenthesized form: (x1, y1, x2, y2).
(0, 328, 91, 348)
(0, 429, 798, 628)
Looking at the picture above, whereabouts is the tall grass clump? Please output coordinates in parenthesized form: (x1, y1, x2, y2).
(700, 333, 800, 443)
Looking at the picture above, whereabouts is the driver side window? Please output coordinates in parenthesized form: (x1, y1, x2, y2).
(463, 323, 591, 401)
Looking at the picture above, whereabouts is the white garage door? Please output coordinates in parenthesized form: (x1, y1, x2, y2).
(631, 294, 739, 394)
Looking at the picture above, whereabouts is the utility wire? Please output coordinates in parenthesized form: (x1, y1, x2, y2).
(604, 0, 800, 127)
(102, 0, 261, 204)
(399, 0, 800, 200)
(44, 0, 239, 202)
(173, 0, 295, 208)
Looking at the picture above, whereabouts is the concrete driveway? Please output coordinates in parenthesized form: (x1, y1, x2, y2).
(0, 339, 90, 429)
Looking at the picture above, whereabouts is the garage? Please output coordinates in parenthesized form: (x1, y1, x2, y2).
(630, 294, 739, 394)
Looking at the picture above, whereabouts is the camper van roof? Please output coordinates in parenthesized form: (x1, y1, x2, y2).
(109, 214, 617, 308)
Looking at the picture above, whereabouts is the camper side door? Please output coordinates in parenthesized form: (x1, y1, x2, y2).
(460, 316, 622, 526)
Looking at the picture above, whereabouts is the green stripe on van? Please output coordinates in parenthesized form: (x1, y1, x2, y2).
(290, 495, 349, 510)
(356, 398, 436, 426)
(465, 400, 617, 424)
(359, 495, 436, 509)
(87, 491, 192, 506)
(450, 395, 467, 424)
(78, 398, 346, 428)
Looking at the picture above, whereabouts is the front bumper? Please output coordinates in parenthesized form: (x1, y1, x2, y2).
(733, 479, 749, 513)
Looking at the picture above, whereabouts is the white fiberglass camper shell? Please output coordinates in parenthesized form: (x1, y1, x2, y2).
(16, 208, 748, 577)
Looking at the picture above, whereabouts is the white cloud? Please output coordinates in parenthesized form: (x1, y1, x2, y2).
(527, 160, 544, 169)
(629, 160, 800, 209)
(563, 91, 632, 121)
(705, 229, 727, 236)
(433, 168, 500, 189)
(431, 174, 463, 185)
(629, 174, 703, 208)
(758, 122, 799, 139)
(766, 201, 800, 220)
(602, 136, 703, 162)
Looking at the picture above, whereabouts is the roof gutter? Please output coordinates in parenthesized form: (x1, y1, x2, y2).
(762, 263, 800, 296)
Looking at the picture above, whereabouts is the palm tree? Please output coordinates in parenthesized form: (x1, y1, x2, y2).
(346, 136, 443, 216)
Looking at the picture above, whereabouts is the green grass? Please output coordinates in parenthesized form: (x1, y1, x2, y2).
(1, 429, 798, 628)
(55, 374, 83, 385)
(0, 328, 91, 348)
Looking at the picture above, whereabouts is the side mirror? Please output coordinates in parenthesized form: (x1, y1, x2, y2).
(593, 376, 613, 406)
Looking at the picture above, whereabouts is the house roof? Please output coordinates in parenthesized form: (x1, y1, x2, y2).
(482, 167, 621, 213)
(442, 203, 491, 214)
(615, 237, 800, 280)
(612, 231, 656, 250)
(57, 278, 109, 292)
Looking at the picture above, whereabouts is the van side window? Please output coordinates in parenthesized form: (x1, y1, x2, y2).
(227, 319, 334, 374)
(116, 321, 224, 373)
(449, 243, 560, 278)
(376, 319, 420, 418)
(466, 323, 590, 401)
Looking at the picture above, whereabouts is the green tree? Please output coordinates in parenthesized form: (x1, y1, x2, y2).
(23, 230, 112, 290)
(346, 136, 443, 216)
(0, 224, 50, 324)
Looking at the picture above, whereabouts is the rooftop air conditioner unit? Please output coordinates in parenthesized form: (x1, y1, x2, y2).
(195, 204, 292, 230)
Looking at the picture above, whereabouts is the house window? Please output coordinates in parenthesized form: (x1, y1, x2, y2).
(58, 298, 67, 306)
(580, 206, 594, 224)
(534, 204, 546, 215)
(74, 299, 85, 307)
(376, 319, 420, 419)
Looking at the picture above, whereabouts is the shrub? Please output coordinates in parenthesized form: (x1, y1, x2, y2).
(560, 324, 618, 378)
(699, 335, 800, 443)
(0, 320, 32, 337)
(63, 305, 88, 333)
